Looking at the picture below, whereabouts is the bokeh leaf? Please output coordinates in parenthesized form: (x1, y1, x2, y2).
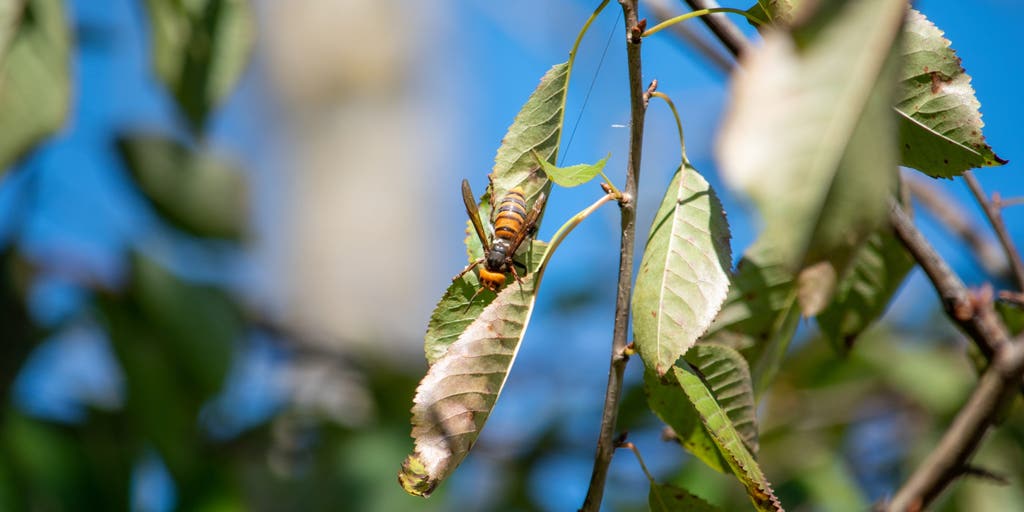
(896, 9, 1006, 177)
(717, 0, 903, 316)
(0, 0, 22, 62)
(534, 151, 609, 188)
(633, 165, 732, 376)
(673, 365, 784, 512)
(687, 343, 759, 456)
(117, 135, 248, 239)
(816, 228, 915, 350)
(143, 0, 254, 131)
(702, 242, 799, 396)
(98, 255, 239, 495)
(401, 246, 548, 497)
(0, 0, 70, 175)
(650, 482, 723, 512)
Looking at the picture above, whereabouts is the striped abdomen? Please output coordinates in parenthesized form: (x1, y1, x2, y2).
(492, 187, 528, 244)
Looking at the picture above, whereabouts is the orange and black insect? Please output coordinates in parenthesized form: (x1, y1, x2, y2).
(454, 178, 547, 301)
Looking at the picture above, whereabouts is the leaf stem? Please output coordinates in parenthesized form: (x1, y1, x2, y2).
(648, 91, 689, 166)
(683, 0, 752, 58)
(581, 1, 646, 509)
(559, 0, 611, 157)
(642, 7, 765, 38)
(537, 192, 617, 277)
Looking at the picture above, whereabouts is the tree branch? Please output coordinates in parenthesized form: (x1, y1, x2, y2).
(904, 173, 1009, 280)
(883, 335, 1024, 512)
(683, 0, 750, 58)
(963, 171, 1024, 292)
(888, 199, 1012, 360)
(646, 0, 732, 74)
(580, 1, 646, 509)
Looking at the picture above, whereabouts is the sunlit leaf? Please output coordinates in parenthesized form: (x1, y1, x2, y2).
(143, 0, 254, 131)
(401, 246, 548, 496)
(0, 0, 70, 175)
(425, 242, 546, 365)
(673, 366, 784, 512)
(650, 482, 723, 512)
(488, 62, 568, 205)
(533, 151, 609, 188)
(896, 9, 1006, 178)
(117, 135, 248, 239)
(717, 0, 904, 316)
(633, 165, 732, 376)
(687, 343, 759, 456)
(816, 229, 914, 350)
(702, 242, 799, 396)
(645, 368, 730, 474)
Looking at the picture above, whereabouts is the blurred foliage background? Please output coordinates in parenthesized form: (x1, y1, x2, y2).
(0, 0, 1022, 511)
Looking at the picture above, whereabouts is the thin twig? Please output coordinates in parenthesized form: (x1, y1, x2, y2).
(683, 0, 750, 58)
(905, 173, 1009, 279)
(645, 0, 732, 74)
(963, 171, 1024, 292)
(883, 336, 1024, 511)
(889, 200, 1012, 360)
(579, 1, 645, 509)
(992, 195, 1024, 209)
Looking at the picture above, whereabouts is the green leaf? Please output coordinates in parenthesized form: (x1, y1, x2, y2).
(896, 9, 1006, 178)
(0, 0, 22, 63)
(645, 368, 730, 474)
(816, 228, 915, 350)
(425, 241, 546, 365)
(488, 62, 568, 205)
(687, 344, 759, 456)
(401, 245, 549, 497)
(117, 135, 248, 239)
(533, 151, 609, 188)
(673, 366, 784, 512)
(0, 0, 70, 175)
(99, 254, 239, 482)
(702, 242, 799, 396)
(650, 482, 723, 512)
(718, 0, 904, 316)
(633, 165, 732, 376)
(143, 0, 254, 131)
(995, 300, 1024, 337)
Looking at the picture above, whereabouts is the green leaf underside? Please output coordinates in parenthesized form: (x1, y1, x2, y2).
(116, 135, 248, 239)
(673, 366, 784, 512)
(702, 242, 799, 396)
(645, 369, 730, 474)
(489, 62, 568, 205)
(686, 344, 759, 456)
(650, 482, 723, 512)
(633, 165, 732, 376)
(0, 0, 70, 175)
(403, 245, 548, 496)
(463, 62, 568, 260)
(536, 152, 609, 187)
(717, 0, 903, 316)
(144, 0, 254, 131)
(896, 9, 1006, 177)
(425, 242, 547, 365)
(816, 229, 915, 350)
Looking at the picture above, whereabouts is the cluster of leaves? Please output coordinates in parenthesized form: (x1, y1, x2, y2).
(0, 1, 429, 510)
(401, 0, 1008, 510)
